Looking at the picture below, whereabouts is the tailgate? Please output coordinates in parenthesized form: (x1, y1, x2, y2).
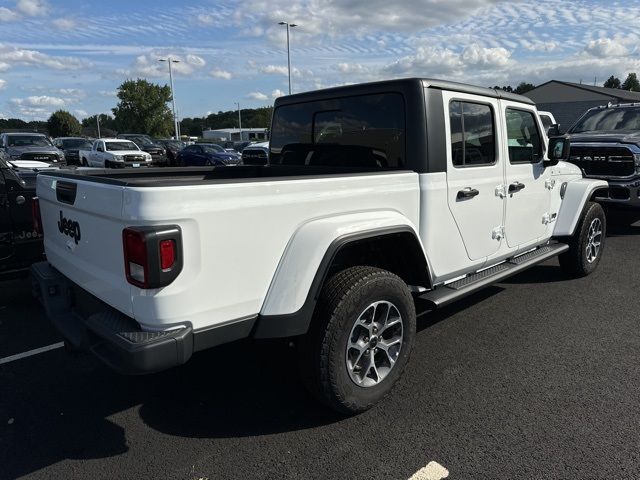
(36, 174, 132, 316)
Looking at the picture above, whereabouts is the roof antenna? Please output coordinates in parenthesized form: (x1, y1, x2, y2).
(594, 76, 597, 86)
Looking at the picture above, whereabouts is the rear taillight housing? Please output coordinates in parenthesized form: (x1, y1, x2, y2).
(31, 196, 42, 235)
(123, 225, 182, 289)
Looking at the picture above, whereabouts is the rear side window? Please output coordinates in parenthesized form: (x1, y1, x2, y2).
(449, 101, 495, 167)
(270, 93, 405, 169)
(505, 108, 543, 164)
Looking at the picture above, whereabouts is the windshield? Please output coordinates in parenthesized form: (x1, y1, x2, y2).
(7, 135, 52, 147)
(202, 144, 225, 153)
(162, 140, 184, 148)
(570, 107, 640, 133)
(106, 141, 139, 151)
(62, 139, 92, 149)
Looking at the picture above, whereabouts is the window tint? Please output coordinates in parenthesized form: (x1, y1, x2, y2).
(270, 93, 405, 169)
(449, 101, 495, 167)
(506, 109, 543, 164)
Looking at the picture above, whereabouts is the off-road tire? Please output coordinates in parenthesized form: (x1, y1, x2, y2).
(298, 266, 416, 414)
(559, 201, 606, 277)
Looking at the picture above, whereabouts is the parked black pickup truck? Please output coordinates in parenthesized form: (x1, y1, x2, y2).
(0, 158, 44, 278)
(563, 103, 640, 222)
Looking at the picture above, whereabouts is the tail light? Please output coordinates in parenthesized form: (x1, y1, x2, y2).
(32, 196, 43, 235)
(123, 225, 182, 289)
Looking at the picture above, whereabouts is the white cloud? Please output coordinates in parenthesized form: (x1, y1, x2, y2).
(16, 0, 48, 16)
(196, 13, 215, 25)
(0, 44, 90, 70)
(0, 62, 9, 72)
(186, 54, 206, 67)
(74, 109, 87, 118)
(127, 52, 207, 78)
(247, 91, 268, 101)
(0, 7, 19, 22)
(11, 95, 65, 107)
(259, 65, 289, 76)
(51, 18, 76, 30)
(271, 89, 285, 99)
(337, 63, 371, 75)
(461, 44, 511, 67)
(210, 69, 232, 80)
(236, 0, 504, 38)
(585, 38, 628, 58)
(0, 79, 6, 90)
(98, 90, 117, 97)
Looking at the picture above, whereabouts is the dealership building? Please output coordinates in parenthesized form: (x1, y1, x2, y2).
(202, 128, 268, 142)
(524, 80, 640, 131)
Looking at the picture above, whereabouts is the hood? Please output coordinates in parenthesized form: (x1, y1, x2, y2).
(110, 150, 150, 156)
(565, 131, 640, 145)
(7, 146, 60, 155)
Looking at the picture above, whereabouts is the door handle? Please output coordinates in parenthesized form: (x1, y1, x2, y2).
(508, 182, 525, 194)
(457, 187, 480, 200)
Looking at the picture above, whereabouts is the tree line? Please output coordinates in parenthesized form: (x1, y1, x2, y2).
(1, 78, 273, 138)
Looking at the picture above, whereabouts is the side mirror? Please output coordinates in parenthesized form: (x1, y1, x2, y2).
(547, 123, 561, 137)
(544, 137, 569, 167)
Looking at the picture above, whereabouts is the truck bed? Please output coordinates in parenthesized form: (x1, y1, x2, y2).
(47, 165, 401, 187)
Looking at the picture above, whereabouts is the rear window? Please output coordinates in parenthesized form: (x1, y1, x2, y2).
(270, 93, 405, 169)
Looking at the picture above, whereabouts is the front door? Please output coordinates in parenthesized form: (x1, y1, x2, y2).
(501, 102, 552, 248)
(444, 92, 505, 261)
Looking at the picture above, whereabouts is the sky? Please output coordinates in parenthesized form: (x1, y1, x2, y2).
(1, 0, 640, 121)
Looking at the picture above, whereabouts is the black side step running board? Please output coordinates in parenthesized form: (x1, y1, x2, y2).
(419, 243, 569, 309)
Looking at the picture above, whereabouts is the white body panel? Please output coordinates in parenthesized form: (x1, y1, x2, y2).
(39, 172, 420, 330)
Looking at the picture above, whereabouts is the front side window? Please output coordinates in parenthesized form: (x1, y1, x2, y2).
(505, 109, 543, 164)
(449, 101, 495, 167)
(270, 93, 405, 169)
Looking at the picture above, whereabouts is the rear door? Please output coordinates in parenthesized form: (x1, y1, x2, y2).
(501, 102, 551, 248)
(443, 91, 505, 261)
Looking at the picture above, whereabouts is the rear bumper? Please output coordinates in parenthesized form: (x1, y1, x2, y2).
(30, 261, 257, 374)
(30, 261, 193, 374)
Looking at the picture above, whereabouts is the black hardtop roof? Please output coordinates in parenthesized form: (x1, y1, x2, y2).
(274, 77, 535, 107)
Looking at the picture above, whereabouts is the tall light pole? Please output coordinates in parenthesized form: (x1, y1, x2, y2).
(158, 57, 180, 139)
(278, 21, 297, 95)
(235, 102, 242, 141)
(96, 114, 101, 139)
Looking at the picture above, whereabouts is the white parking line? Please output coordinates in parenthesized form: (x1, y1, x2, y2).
(409, 461, 449, 480)
(0, 342, 64, 365)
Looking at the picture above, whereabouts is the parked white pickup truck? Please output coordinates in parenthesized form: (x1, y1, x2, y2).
(32, 78, 607, 413)
(78, 138, 152, 168)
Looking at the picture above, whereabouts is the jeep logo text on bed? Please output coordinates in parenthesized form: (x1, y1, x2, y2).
(57, 211, 81, 244)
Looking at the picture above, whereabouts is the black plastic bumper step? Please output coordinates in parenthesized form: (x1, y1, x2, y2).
(419, 243, 569, 308)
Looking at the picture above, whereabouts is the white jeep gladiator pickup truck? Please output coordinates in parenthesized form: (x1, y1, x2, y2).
(32, 78, 607, 413)
(78, 138, 152, 168)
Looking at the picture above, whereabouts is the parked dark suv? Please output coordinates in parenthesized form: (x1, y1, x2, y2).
(0, 132, 66, 166)
(53, 137, 93, 166)
(562, 103, 640, 223)
(155, 139, 185, 167)
(0, 158, 45, 277)
(116, 134, 167, 165)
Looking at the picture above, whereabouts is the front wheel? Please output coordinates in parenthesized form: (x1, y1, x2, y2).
(559, 201, 606, 277)
(298, 266, 416, 414)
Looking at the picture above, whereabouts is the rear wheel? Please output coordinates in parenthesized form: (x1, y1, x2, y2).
(298, 266, 416, 414)
(559, 202, 606, 277)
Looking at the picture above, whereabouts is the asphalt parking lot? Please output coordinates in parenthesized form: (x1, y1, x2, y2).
(1, 222, 639, 480)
